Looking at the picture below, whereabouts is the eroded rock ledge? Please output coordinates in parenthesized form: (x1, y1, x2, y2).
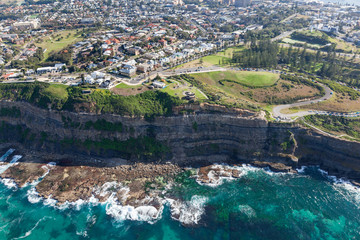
(0, 100, 360, 184)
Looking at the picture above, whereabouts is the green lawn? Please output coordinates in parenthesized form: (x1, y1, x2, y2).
(329, 37, 358, 53)
(115, 83, 143, 89)
(36, 30, 83, 60)
(43, 84, 68, 100)
(282, 38, 322, 49)
(202, 55, 231, 65)
(161, 81, 207, 100)
(175, 46, 244, 69)
(285, 30, 358, 53)
(202, 46, 243, 66)
(191, 71, 279, 87)
(217, 46, 244, 57)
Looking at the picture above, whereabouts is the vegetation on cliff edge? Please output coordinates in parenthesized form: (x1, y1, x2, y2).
(0, 82, 183, 117)
(304, 115, 360, 140)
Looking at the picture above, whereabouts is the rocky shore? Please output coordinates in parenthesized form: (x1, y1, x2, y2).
(0, 146, 182, 206)
(0, 143, 298, 209)
(0, 100, 360, 222)
(1, 143, 360, 226)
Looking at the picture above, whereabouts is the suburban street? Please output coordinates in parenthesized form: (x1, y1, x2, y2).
(5, 40, 34, 67)
(117, 65, 227, 86)
(271, 29, 300, 42)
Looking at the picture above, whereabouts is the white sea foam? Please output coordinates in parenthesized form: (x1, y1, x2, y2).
(24, 180, 164, 224)
(316, 168, 360, 206)
(105, 193, 163, 224)
(196, 164, 247, 187)
(1, 178, 17, 189)
(0, 155, 22, 175)
(43, 195, 57, 207)
(22, 163, 55, 188)
(0, 148, 15, 162)
(47, 162, 56, 166)
(196, 164, 291, 187)
(167, 195, 208, 225)
(296, 166, 308, 174)
(94, 181, 127, 199)
(27, 187, 42, 204)
(262, 166, 293, 176)
(76, 230, 88, 237)
(59, 199, 87, 211)
(88, 195, 100, 205)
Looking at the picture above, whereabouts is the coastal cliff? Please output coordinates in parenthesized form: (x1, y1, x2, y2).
(0, 101, 360, 183)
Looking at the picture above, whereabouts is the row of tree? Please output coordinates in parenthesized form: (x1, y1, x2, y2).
(231, 39, 360, 87)
(232, 39, 278, 68)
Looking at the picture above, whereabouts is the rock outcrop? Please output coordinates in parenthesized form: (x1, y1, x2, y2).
(1, 101, 360, 182)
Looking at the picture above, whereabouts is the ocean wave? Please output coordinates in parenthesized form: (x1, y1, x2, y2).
(58, 199, 87, 211)
(76, 230, 88, 238)
(21, 162, 56, 189)
(167, 195, 208, 225)
(196, 164, 291, 187)
(1, 178, 17, 189)
(0, 148, 15, 162)
(43, 195, 57, 207)
(24, 181, 165, 224)
(105, 193, 164, 224)
(0, 155, 22, 175)
(27, 187, 42, 204)
(316, 168, 360, 206)
(297, 166, 360, 206)
(196, 164, 248, 187)
(0, 155, 23, 191)
(94, 181, 128, 200)
(296, 166, 307, 174)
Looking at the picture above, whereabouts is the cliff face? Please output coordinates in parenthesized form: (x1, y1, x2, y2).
(1, 101, 360, 182)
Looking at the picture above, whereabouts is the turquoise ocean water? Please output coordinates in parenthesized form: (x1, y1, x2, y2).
(0, 153, 359, 239)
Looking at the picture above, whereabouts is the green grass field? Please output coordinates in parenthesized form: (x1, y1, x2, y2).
(115, 83, 143, 89)
(282, 38, 322, 49)
(201, 46, 243, 66)
(175, 46, 244, 69)
(217, 46, 244, 57)
(161, 80, 207, 100)
(43, 84, 68, 100)
(201, 55, 231, 65)
(36, 30, 83, 60)
(285, 30, 358, 53)
(192, 71, 279, 87)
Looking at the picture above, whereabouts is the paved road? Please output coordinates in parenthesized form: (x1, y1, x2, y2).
(162, 66, 226, 76)
(117, 66, 227, 86)
(272, 83, 333, 120)
(271, 28, 306, 42)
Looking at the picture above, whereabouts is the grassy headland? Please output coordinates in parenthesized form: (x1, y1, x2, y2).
(0, 82, 183, 117)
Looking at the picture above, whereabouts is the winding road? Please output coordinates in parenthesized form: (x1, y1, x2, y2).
(272, 83, 333, 120)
